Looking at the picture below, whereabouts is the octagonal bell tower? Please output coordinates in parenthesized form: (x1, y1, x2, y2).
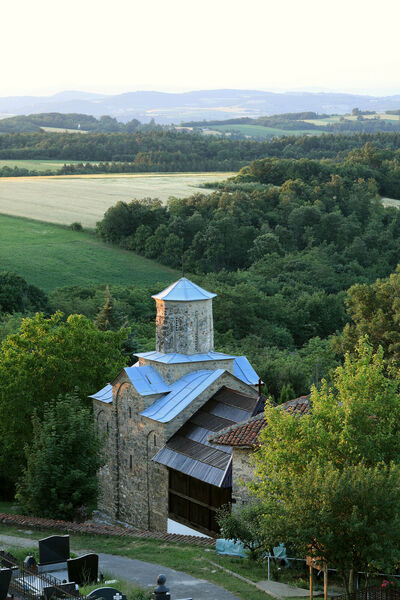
(152, 277, 216, 355)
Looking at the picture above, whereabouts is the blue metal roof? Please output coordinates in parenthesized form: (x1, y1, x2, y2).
(135, 350, 235, 364)
(233, 356, 260, 386)
(141, 369, 225, 423)
(89, 384, 113, 403)
(124, 366, 170, 396)
(152, 277, 216, 302)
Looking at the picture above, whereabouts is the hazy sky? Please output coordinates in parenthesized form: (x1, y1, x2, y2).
(2, 0, 400, 97)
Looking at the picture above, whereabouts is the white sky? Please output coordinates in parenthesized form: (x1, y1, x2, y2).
(2, 0, 400, 97)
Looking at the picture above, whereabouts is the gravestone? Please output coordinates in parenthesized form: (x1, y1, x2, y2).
(87, 587, 126, 600)
(43, 582, 77, 600)
(67, 554, 98, 585)
(0, 551, 17, 569)
(0, 568, 11, 600)
(39, 535, 70, 566)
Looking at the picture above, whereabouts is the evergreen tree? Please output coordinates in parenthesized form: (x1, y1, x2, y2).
(95, 285, 126, 331)
(278, 382, 296, 404)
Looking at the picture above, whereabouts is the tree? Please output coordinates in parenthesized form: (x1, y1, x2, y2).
(335, 269, 400, 372)
(253, 339, 400, 592)
(260, 461, 400, 596)
(216, 503, 267, 560)
(278, 382, 296, 404)
(0, 312, 127, 497)
(16, 394, 104, 520)
(95, 285, 126, 331)
(0, 271, 48, 314)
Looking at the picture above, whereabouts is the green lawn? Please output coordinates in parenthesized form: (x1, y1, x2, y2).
(0, 524, 272, 600)
(0, 214, 177, 292)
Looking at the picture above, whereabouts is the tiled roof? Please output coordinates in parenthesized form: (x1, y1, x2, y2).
(279, 395, 311, 416)
(209, 395, 310, 448)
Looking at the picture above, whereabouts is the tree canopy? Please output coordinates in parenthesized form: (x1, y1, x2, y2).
(16, 393, 104, 520)
(253, 340, 400, 592)
(0, 312, 127, 496)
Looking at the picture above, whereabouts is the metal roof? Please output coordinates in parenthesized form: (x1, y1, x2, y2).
(153, 386, 258, 487)
(88, 384, 112, 403)
(140, 369, 225, 423)
(154, 447, 232, 487)
(135, 350, 235, 364)
(124, 366, 170, 396)
(152, 277, 217, 302)
(233, 356, 260, 386)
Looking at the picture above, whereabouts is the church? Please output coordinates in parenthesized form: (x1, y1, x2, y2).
(90, 277, 262, 537)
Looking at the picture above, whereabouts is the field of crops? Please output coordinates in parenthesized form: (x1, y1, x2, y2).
(0, 172, 233, 227)
(0, 214, 178, 292)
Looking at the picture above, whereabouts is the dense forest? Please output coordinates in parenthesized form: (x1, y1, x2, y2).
(3, 134, 400, 401)
(0, 112, 147, 133)
(94, 141, 400, 397)
(3, 130, 400, 177)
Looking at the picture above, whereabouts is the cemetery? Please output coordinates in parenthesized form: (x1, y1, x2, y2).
(0, 535, 188, 600)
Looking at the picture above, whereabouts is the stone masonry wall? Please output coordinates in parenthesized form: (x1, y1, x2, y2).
(232, 447, 255, 507)
(93, 399, 116, 518)
(155, 298, 214, 355)
(139, 357, 235, 385)
(94, 371, 258, 532)
(94, 372, 168, 531)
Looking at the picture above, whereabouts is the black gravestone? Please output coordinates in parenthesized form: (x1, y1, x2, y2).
(87, 587, 126, 600)
(39, 535, 70, 566)
(0, 551, 17, 569)
(43, 582, 77, 600)
(0, 568, 11, 600)
(67, 554, 98, 585)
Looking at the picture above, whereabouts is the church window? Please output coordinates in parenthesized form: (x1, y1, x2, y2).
(129, 455, 133, 470)
(129, 406, 132, 418)
(154, 434, 157, 446)
(106, 422, 109, 434)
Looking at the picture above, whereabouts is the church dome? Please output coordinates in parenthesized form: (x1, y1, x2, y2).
(152, 277, 216, 302)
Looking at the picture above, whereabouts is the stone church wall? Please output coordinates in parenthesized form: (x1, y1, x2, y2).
(139, 357, 235, 385)
(95, 373, 169, 531)
(232, 447, 255, 507)
(155, 298, 214, 355)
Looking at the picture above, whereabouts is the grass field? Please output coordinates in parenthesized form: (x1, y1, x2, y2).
(0, 159, 99, 172)
(0, 214, 178, 292)
(0, 171, 233, 227)
(210, 124, 323, 138)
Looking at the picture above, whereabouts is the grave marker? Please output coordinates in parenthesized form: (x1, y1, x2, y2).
(39, 535, 70, 566)
(87, 587, 126, 600)
(0, 568, 11, 600)
(67, 554, 98, 586)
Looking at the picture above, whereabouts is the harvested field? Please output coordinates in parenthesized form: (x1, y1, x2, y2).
(0, 172, 233, 227)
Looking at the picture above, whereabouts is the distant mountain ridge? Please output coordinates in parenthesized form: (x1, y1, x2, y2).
(1, 89, 400, 124)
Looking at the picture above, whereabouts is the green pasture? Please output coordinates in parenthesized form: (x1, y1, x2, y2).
(0, 171, 232, 227)
(0, 159, 97, 172)
(210, 124, 323, 138)
(0, 214, 178, 292)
